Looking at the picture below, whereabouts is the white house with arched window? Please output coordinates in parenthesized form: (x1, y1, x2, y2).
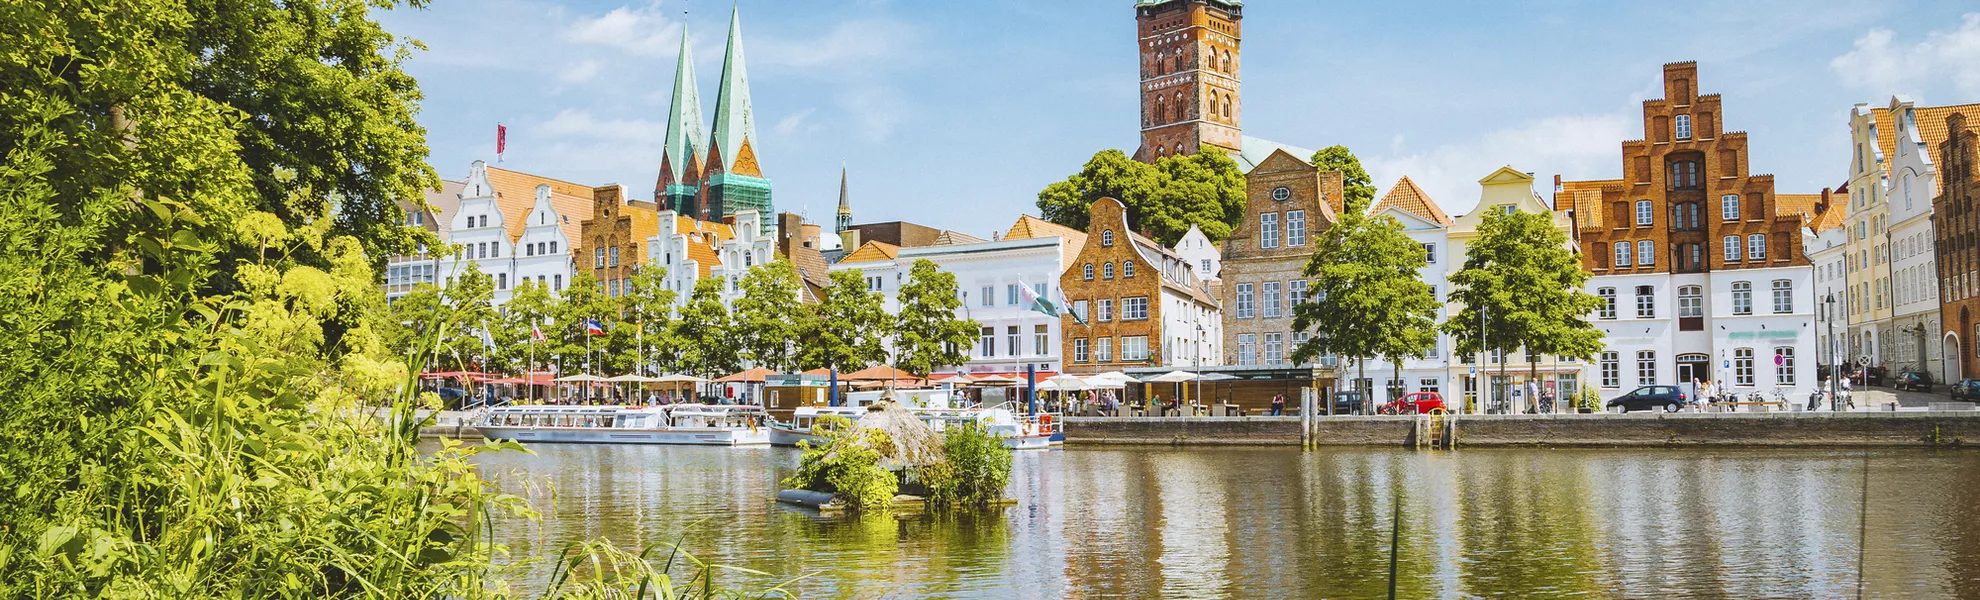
(440, 161, 520, 303)
(1882, 96, 1954, 382)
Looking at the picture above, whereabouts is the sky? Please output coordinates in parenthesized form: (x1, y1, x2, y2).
(378, 1, 1980, 239)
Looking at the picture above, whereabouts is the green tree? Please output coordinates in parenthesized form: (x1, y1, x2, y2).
(493, 278, 558, 379)
(384, 283, 445, 360)
(892, 259, 978, 377)
(673, 277, 741, 378)
(551, 269, 613, 377)
(1036, 146, 1247, 245)
(440, 260, 498, 372)
(803, 269, 891, 372)
(733, 260, 809, 372)
(619, 267, 679, 376)
(1441, 210, 1606, 412)
(1309, 145, 1378, 214)
(1292, 211, 1440, 408)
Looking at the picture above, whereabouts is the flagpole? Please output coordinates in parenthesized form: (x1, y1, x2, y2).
(586, 319, 593, 404)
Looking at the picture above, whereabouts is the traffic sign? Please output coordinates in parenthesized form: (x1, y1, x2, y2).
(1773, 354, 1785, 366)
(1723, 359, 1731, 369)
(1857, 355, 1871, 367)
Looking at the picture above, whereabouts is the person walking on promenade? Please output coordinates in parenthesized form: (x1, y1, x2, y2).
(1271, 393, 1285, 416)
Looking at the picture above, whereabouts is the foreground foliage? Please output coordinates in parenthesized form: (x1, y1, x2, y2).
(921, 423, 1014, 508)
(783, 416, 899, 513)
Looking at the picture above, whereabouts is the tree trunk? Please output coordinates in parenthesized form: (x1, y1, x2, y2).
(1392, 354, 1403, 414)
(1357, 358, 1366, 415)
(1528, 353, 1539, 414)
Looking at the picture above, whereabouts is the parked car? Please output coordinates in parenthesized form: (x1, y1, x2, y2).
(1850, 366, 1887, 387)
(1329, 391, 1365, 415)
(1894, 370, 1933, 392)
(1606, 385, 1688, 413)
(1952, 379, 1980, 403)
(1380, 391, 1448, 415)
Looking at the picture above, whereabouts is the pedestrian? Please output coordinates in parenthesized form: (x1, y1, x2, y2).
(1271, 393, 1285, 416)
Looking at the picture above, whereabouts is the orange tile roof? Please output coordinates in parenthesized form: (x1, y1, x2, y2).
(1774, 193, 1823, 224)
(932, 230, 988, 245)
(672, 215, 734, 278)
(1558, 178, 1622, 230)
(1003, 215, 1089, 266)
(1369, 176, 1453, 226)
(485, 166, 594, 244)
(1810, 189, 1849, 232)
(838, 240, 900, 265)
(1897, 103, 1980, 196)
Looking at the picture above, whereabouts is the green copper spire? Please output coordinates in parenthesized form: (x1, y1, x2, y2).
(659, 21, 705, 187)
(707, 4, 756, 172)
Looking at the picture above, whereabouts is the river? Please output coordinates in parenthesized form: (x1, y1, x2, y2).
(467, 443, 1980, 598)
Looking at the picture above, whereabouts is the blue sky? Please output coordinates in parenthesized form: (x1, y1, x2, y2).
(379, 1, 1980, 237)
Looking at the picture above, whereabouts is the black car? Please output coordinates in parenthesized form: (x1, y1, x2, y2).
(1606, 385, 1688, 413)
(1851, 366, 1887, 387)
(1952, 379, 1980, 403)
(1895, 370, 1933, 392)
(1329, 391, 1365, 415)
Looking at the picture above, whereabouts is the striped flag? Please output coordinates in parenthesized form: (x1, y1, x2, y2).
(585, 319, 606, 336)
(531, 325, 546, 342)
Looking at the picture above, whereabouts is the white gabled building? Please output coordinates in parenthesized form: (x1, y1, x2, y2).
(1803, 189, 1850, 381)
(1451, 168, 1587, 412)
(432, 160, 590, 304)
(1171, 224, 1221, 283)
(645, 209, 775, 307)
(1359, 176, 1456, 403)
(1875, 98, 1974, 381)
(829, 216, 1091, 375)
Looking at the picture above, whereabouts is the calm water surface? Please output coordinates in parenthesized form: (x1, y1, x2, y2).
(467, 443, 1980, 598)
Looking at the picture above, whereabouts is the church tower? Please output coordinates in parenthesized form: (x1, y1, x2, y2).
(701, 5, 773, 230)
(1134, 0, 1242, 163)
(654, 22, 705, 217)
(834, 165, 851, 234)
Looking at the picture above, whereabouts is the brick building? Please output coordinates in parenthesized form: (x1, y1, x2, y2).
(1934, 112, 1980, 379)
(1134, 0, 1242, 161)
(1559, 62, 1817, 401)
(650, 9, 773, 232)
(1060, 198, 1223, 374)
(1219, 149, 1341, 368)
(578, 184, 660, 299)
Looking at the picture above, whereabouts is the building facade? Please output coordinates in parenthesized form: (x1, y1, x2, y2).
(1844, 104, 1896, 371)
(384, 179, 463, 300)
(1880, 98, 1977, 381)
(1803, 189, 1851, 381)
(439, 161, 591, 304)
(1935, 112, 1980, 379)
(1061, 198, 1223, 373)
(1446, 168, 1587, 411)
(1218, 149, 1340, 369)
(1134, 0, 1243, 161)
(579, 184, 661, 299)
(831, 216, 1088, 375)
(1560, 62, 1817, 402)
(1359, 176, 1455, 404)
(1171, 224, 1221, 283)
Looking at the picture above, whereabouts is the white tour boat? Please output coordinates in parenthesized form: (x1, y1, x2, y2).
(478, 404, 771, 446)
(767, 405, 868, 447)
(915, 405, 1061, 450)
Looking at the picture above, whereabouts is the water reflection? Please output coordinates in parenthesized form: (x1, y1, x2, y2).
(466, 443, 1980, 598)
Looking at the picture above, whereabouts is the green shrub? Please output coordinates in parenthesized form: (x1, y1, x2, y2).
(781, 422, 898, 513)
(926, 422, 1012, 508)
(1576, 387, 1603, 411)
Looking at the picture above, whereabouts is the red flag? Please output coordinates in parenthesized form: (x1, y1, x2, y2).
(530, 326, 545, 342)
(496, 123, 507, 158)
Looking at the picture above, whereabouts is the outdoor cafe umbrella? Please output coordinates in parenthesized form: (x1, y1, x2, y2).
(1046, 374, 1094, 390)
(967, 375, 1019, 385)
(1143, 370, 1198, 383)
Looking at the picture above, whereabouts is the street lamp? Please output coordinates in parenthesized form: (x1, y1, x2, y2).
(1826, 292, 1839, 411)
(1194, 320, 1205, 415)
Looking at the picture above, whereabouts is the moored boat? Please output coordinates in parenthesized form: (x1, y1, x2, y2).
(478, 404, 771, 446)
(914, 405, 1061, 450)
(767, 405, 867, 447)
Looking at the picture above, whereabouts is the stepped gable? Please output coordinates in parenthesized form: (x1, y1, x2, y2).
(485, 166, 593, 245)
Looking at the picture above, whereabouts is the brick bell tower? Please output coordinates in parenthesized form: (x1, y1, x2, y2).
(1135, 0, 1242, 163)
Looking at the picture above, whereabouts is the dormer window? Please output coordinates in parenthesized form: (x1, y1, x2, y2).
(1102, 230, 1115, 247)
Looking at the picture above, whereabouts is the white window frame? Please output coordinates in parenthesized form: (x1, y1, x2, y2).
(1772, 279, 1793, 314)
(1262, 282, 1282, 319)
(1732, 281, 1752, 315)
(1723, 236, 1742, 262)
(1287, 210, 1306, 247)
(1073, 338, 1089, 362)
(1615, 242, 1632, 267)
(1121, 336, 1149, 362)
(1721, 194, 1740, 221)
(1635, 285, 1655, 319)
(1122, 296, 1149, 320)
(1236, 283, 1254, 319)
(1775, 347, 1796, 385)
(1734, 347, 1754, 386)
(1675, 114, 1692, 140)
(1636, 200, 1652, 225)
(1597, 287, 1617, 320)
(1636, 350, 1657, 385)
(1748, 234, 1767, 261)
(1638, 240, 1655, 266)
(1601, 351, 1620, 388)
(1677, 285, 1702, 317)
(1260, 213, 1280, 249)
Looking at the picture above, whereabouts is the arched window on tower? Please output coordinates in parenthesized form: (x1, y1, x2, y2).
(1174, 91, 1184, 121)
(1224, 50, 1233, 73)
(1222, 93, 1232, 118)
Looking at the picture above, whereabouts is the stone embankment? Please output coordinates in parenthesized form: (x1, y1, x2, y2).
(1063, 411, 1980, 448)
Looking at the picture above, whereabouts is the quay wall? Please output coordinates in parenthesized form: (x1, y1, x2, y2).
(1063, 412, 1980, 448)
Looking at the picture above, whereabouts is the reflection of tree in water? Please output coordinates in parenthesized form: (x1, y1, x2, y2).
(1453, 449, 1608, 597)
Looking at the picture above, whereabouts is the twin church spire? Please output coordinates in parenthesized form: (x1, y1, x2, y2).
(655, 5, 770, 225)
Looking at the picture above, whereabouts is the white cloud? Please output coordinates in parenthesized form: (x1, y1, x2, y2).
(835, 86, 909, 142)
(557, 59, 602, 84)
(538, 109, 665, 143)
(775, 107, 817, 136)
(1364, 113, 1633, 216)
(563, 4, 677, 57)
(749, 17, 921, 73)
(1832, 13, 1980, 98)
